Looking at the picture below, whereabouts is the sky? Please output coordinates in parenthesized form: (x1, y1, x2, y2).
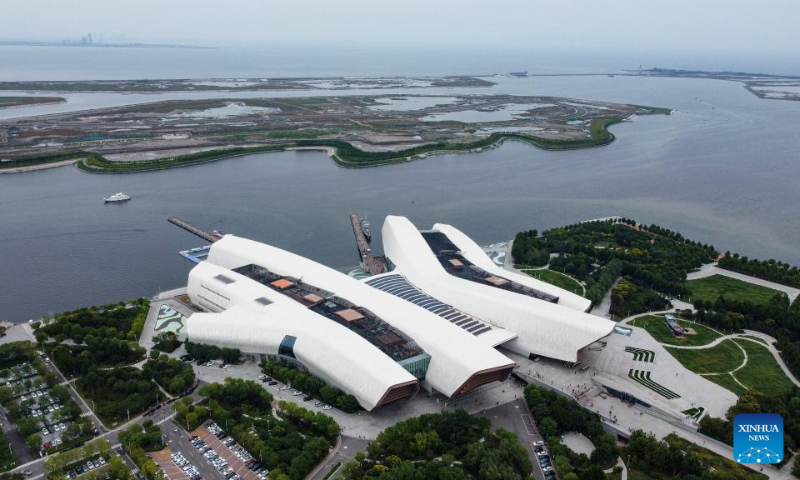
(2, 0, 799, 54)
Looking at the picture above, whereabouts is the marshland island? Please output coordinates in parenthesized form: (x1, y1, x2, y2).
(0, 76, 670, 173)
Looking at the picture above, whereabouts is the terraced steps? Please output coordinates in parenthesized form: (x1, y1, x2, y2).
(628, 369, 681, 399)
(625, 346, 655, 363)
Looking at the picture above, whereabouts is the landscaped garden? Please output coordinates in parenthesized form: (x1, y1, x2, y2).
(687, 275, 782, 306)
(629, 315, 721, 346)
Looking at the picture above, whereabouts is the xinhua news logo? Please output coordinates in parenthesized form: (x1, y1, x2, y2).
(733, 413, 783, 464)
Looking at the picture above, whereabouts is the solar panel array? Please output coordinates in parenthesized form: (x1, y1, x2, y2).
(366, 274, 493, 336)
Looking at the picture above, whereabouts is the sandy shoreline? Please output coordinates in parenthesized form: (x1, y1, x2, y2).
(0, 158, 77, 174)
(286, 145, 335, 156)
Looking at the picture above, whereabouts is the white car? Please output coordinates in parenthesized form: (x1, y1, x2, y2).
(321, 405, 332, 410)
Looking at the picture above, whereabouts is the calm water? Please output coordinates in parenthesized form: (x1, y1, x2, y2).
(1, 70, 799, 321)
(2, 45, 798, 81)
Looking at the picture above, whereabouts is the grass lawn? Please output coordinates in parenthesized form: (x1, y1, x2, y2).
(687, 275, 783, 305)
(733, 339, 795, 395)
(738, 334, 768, 346)
(665, 435, 766, 480)
(629, 315, 721, 346)
(622, 435, 766, 480)
(702, 373, 748, 396)
(522, 268, 584, 295)
(626, 470, 654, 480)
(665, 339, 745, 374)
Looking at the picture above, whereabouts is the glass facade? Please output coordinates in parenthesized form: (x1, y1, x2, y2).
(398, 353, 431, 379)
(278, 335, 297, 359)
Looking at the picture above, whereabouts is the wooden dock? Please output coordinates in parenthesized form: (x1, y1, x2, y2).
(168, 217, 219, 243)
(351, 214, 386, 275)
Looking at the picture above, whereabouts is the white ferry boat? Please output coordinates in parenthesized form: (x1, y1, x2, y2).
(104, 192, 131, 203)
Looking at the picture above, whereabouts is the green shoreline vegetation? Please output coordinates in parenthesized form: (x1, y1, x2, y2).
(0, 96, 66, 108)
(2, 119, 627, 174)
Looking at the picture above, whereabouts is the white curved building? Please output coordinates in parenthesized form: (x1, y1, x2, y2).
(431, 223, 592, 313)
(381, 215, 615, 362)
(187, 261, 419, 411)
(187, 235, 516, 408)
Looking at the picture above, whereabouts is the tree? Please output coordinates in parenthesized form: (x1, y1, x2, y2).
(25, 434, 41, 452)
(539, 417, 558, 438)
(0, 387, 13, 405)
(107, 456, 131, 480)
(65, 423, 82, 440)
(220, 348, 241, 364)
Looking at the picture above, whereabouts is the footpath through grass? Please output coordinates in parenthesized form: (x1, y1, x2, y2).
(664, 336, 796, 396)
(687, 274, 782, 305)
(733, 339, 795, 395)
(522, 268, 584, 295)
(629, 315, 721, 346)
(664, 339, 744, 374)
(702, 373, 749, 396)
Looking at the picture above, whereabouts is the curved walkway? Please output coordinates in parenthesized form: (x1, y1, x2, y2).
(687, 263, 799, 302)
(692, 340, 750, 391)
(622, 313, 800, 389)
(603, 457, 627, 480)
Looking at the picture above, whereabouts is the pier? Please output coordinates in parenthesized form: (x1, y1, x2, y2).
(351, 214, 386, 276)
(168, 216, 219, 243)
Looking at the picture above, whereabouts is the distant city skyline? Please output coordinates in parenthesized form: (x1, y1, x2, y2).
(1, 0, 799, 55)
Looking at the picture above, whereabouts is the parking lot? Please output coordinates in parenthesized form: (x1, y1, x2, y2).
(190, 422, 259, 480)
(153, 448, 184, 480)
(3, 356, 92, 454)
(159, 429, 226, 480)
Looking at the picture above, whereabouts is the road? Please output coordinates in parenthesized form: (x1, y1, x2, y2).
(9, 399, 181, 480)
(306, 436, 369, 480)
(42, 360, 106, 434)
(475, 398, 547, 480)
(0, 404, 34, 465)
